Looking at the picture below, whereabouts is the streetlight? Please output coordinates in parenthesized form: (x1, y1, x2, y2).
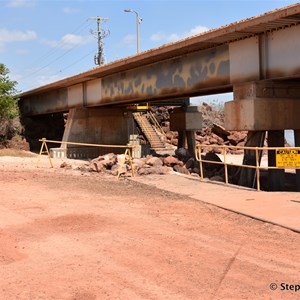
(124, 9, 142, 53)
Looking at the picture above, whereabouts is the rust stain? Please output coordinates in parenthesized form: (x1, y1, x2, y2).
(101, 45, 230, 103)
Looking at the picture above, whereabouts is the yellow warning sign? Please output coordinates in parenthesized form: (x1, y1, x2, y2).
(276, 149, 300, 167)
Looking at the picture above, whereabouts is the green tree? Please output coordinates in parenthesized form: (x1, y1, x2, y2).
(0, 63, 19, 119)
(0, 64, 21, 143)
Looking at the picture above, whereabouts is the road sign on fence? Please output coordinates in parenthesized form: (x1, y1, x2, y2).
(276, 149, 300, 167)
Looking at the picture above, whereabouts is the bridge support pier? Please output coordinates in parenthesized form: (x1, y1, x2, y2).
(62, 107, 135, 157)
(170, 106, 202, 157)
(238, 131, 265, 188)
(225, 81, 300, 190)
(177, 130, 196, 157)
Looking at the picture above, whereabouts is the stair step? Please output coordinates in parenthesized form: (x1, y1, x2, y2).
(133, 112, 166, 149)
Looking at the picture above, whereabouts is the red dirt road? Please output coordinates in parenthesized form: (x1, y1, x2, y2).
(0, 165, 299, 299)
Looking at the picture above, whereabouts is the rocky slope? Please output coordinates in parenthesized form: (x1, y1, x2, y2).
(152, 103, 248, 154)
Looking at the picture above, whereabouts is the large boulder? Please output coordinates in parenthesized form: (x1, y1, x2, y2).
(175, 148, 191, 162)
(163, 156, 181, 167)
(185, 157, 195, 169)
(212, 123, 230, 140)
(137, 167, 153, 176)
(132, 158, 146, 170)
(173, 165, 190, 175)
(146, 156, 163, 167)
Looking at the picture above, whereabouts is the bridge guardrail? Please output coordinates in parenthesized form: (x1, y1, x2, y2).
(195, 144, 300, 191)
(37, 138, 134, 179)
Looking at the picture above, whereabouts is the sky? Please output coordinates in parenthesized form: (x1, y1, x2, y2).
(0, 0, 299, 98)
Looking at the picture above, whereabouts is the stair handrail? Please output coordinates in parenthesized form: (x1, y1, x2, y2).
(133, 112, 153, 140)
(146, 111, 167, 140)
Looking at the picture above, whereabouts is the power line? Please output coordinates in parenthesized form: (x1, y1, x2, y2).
(20, 18, 107, 88)
(25, 39, 90, 79)
(20, 47, 96, 88)
(56, 48, 97, 74)
(24, 19, 92, 70)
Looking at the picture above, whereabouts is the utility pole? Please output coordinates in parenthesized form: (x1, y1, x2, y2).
(88, 16, 109, 66)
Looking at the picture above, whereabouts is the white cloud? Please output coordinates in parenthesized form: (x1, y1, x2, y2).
(63, 6, 79, 14)
(150, 33, 166, 42)
(187, 25, 209, 37)
(41, 34, 93, 49)
(150, 25, 209, 43)
(0, 28, 37, 43)
(0, 28, 37, 51)
(6, 0, 34, 8)
(150, 32, 178, 42)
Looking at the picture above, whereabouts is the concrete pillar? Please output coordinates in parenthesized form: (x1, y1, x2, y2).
(62, 107, 132, 158)
(238, 131, 265, 188)
(177, 131, 187, 149)
(177, 130, 196, 157)
(268, 130, 285, 191)
(170, 106, 202, 157)
(226, 81, 300, 131)
(294, 130, 300, 192)
(186, 131, 196, 157)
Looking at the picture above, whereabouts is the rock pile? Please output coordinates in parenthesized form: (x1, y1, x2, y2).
(151, 104, 248, 154)
(61, 147, 238, 184)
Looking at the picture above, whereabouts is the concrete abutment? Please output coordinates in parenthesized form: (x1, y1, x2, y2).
(61, 107, 136, 158)
(226, 81, 300, 191)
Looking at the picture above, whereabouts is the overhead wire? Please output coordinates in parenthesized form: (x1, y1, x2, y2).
(21, 18, 108, 89)
(24, 19, 92, 72)
(56, 47, 97, 74)
(25, 37, 92, 79)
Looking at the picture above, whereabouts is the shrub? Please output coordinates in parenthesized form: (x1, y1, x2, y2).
(0, 63, 20, 142)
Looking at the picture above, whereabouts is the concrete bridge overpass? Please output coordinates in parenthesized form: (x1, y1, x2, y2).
(19, 3, 300, 190)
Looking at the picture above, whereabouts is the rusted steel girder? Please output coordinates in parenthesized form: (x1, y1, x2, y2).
(20, 45, 230, 116)
(101, 45, 230, 104)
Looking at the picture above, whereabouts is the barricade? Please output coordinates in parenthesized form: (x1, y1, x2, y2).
(195, 144, 300, 191)
(37, 138, 134, 179)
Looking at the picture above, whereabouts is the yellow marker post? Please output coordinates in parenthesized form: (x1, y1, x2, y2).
(255, 147, 260, 191)
(37, 138, 53, 168)
(117, 145, 134, 179)
(224, 145, 228, 184)
(198, 145, 204, 180)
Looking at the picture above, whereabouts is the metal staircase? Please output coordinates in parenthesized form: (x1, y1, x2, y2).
(133, 112, 166, 149)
